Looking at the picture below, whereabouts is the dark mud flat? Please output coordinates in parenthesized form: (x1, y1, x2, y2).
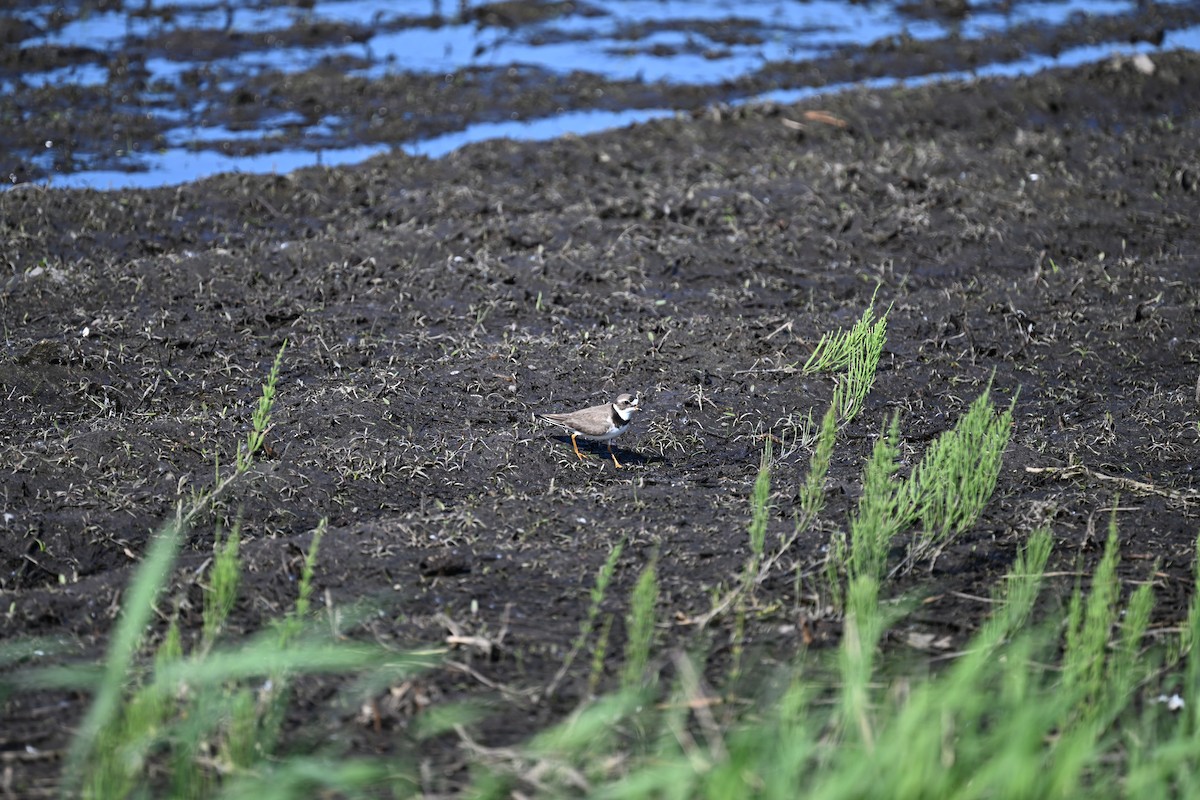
(3, 50, 1200, 794)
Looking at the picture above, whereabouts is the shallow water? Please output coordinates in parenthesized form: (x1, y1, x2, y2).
(5, 0, 1198, 189)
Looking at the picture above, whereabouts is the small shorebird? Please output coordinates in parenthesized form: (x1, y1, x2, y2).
(536, 393, 641, 468)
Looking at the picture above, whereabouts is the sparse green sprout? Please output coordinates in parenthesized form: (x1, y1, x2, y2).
(978, 526, 1053, 645)
(831, 326, 884, 424)
(690, 440, 780, 630)
(62, 520, 185, 796)
(804, 298, 889, 424)
(1063, 503, 1132, 713)
(592, 542, 623, 615)
(622, 557, 659, 689)
(1176, 528, 1200, 674)
(1111, 570, 1154, 708)
(1185, 528, 1200, 734)
(238, 339, 287, 473)
(730, 599, 748, 683)
(849, 412, 908, 584)
(904, 382, 1015, 562)
(202, 520, 242, 649)
(588, 613, 615, 696)
(547, 540, 624, 698)
(86, 622, 186, 800)
(181, 341, 288, 532)
(800, 404, 837, 520)
(14, 351, 437, 799)
(157, 620, 183, 667)
(823, 530, 849, 611)
(221, 685, 260, 771)
(747, 439, 773, 573)
(493, 511, 1195, 800)
(803, 299, 889, 376)
(293, 521, 324, 623)
(839, 575, 883, 747)
(825, 385, 1014, 585)
(257, 519, 329, 760)
(775, 407, 819, 457)
(800, 402, 839, 607)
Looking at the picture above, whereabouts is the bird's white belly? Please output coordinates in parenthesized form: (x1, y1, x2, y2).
(577, 424, 626, 441)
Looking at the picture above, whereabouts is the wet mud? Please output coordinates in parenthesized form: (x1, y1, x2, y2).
(2, 12, 1200, 795)
(4, 0, 1200, 184)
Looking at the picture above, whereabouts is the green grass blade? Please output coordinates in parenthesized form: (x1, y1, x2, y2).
(849, 412, 906, 583)
(622, 557, 659, 689)
(62, 520, 184, 794)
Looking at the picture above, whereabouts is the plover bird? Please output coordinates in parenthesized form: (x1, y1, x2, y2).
(536, 393, 641, 468)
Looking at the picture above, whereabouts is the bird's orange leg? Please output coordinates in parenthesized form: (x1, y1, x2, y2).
(608, 442, 623, 469)
(571, 434, 586, 461)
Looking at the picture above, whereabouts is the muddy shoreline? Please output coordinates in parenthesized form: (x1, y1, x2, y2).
(3, 47, 1200, 795)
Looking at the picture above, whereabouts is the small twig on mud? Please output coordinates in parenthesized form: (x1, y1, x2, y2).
(454, 724, 590, 793)
(435, 611, 509, 659)
(753, 510, 819, 585)
(677, 585, 740, 630)
(1026, 465, 1200, 507)
(649, 326, 672, 354)
(732, 364, 800, 377)
(445, 635, 497, 655)
(765, 318, 794, 340)
(781, 110, 849, 130)
(946, 590, 999, 604)
(444, 660, 535, 703)
(452, 725, 523, 763)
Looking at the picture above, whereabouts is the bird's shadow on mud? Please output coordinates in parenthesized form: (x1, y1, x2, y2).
(544, 435, 669, 468)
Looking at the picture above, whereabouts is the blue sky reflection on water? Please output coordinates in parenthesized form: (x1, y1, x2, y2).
(8, 0, 1197, 189)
